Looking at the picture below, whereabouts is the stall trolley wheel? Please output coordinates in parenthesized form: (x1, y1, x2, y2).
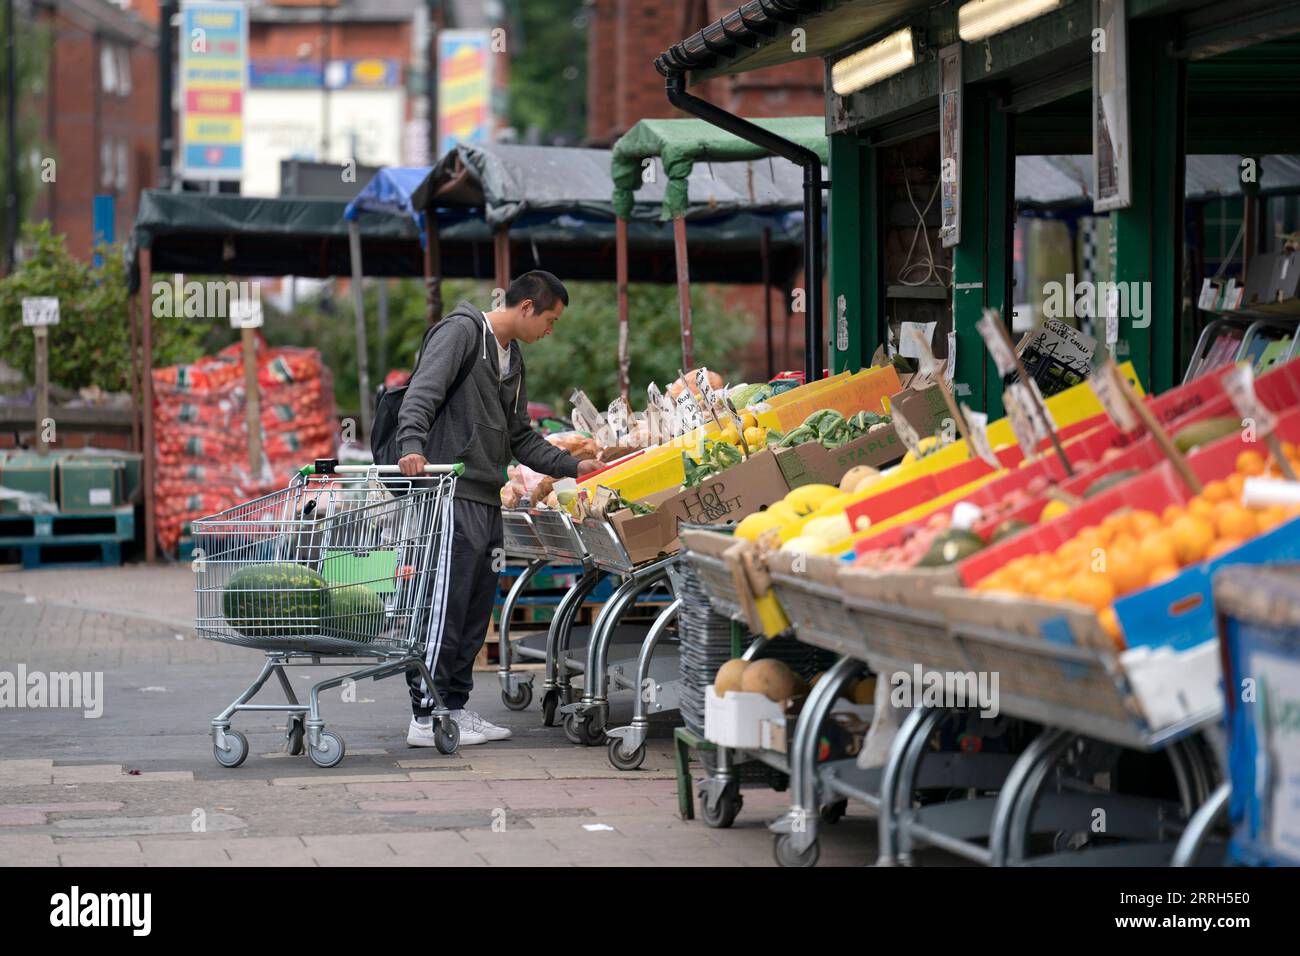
(434, 719, 460, 755)
(213, 729, 249, 769)
(285, 716, 305, 756)
(562, 712, 583, 744)
(820, 800, 848, 825)
(502, 683, 533, 712)
(308, 730, 346, 769)
(542, 689, 561, 727)
(608, 737, 646, 771)
(774, 833, 820, 868)
(700, 781, 743, 829)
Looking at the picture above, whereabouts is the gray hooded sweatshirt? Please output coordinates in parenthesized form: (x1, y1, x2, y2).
(396, 301, 579, 506)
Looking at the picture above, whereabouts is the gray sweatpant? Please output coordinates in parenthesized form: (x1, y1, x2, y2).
(407, 497, 503, 715)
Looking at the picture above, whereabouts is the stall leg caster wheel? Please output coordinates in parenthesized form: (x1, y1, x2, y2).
(308, 730, 346, 768)
(700, 781, 743, 829)
(607, 737, 646, 771)
(819, 800, 848, 825)
(774, 833, 820, 868)
(541, 690, 560, 727)
(562, 712, 583, 745)
(502, 683, 533, 712)
(434, 719, 460, 755)
(213, 729, 248, 768)
(285, 717, 305, 756)
(579, 716, 606, 747)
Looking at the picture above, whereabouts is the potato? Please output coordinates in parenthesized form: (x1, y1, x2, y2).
(714, 659, 750, 696)
(740, 658, 798, 702)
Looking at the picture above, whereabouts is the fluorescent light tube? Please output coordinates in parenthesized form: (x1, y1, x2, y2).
(958, 0, 1063, 42)
(831, 28, 916, 95)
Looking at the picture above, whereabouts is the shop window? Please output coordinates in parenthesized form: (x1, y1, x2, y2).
(100, 46, 118, 95)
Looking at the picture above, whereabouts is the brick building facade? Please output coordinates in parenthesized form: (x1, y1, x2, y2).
(586, 0, 826, 378)
(26, 0, 160, 262)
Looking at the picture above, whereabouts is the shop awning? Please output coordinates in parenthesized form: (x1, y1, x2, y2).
(611, 116, 828, 219)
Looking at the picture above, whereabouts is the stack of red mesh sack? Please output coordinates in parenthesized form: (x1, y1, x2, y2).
(152, 336, 337, 554)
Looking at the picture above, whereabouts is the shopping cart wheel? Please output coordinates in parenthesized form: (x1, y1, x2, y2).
(434, 719, 460, 755)
(308, 731, 346, 768)
(607, 737, 646, 771)
(562, 712, 583, 745)
(773, 833, 819, 868)
(213, 729, 249, 769)
(541, 690, 560, 727)
(502, 683, 533, 712)
(286, 717, 305, 756)
(819, 800, 848, 825)
(700, 781, 742, 829)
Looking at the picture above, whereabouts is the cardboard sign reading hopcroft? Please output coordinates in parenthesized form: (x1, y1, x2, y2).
(22, 297, 60, 327)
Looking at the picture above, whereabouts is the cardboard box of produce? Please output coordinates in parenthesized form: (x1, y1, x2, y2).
(774, 424, 904, 489)
(759, 365, 900, 432)
(603, 450, 789, 565)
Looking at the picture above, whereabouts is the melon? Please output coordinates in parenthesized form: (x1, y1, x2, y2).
(740, 658, 799, 702)
(839, 465, 879, 493)
(222, 563, 326, 638)
(714, 659, 750, 696)
(853, 677, 877, 705)
(323, 584, 386, 642)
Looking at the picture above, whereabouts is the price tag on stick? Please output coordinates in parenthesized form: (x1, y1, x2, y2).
(1003, 385, 1040, 461)
(1222, 362, 1296, 480)
(961, 404, 1001, 470)
(976, 309, 1018, 377)
(1087, 359, 1140, 433)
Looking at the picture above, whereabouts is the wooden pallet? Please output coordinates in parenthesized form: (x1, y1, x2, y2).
(0, 506, 133, 569)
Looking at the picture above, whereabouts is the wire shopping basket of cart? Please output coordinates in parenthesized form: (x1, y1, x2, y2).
(192, 458, 463, 768)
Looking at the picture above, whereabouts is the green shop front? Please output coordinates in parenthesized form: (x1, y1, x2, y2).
(655, 0, 1300, 414)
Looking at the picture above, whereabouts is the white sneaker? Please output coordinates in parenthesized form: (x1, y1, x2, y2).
(407, 716, 486, 747)
(453, 709, 512, 741)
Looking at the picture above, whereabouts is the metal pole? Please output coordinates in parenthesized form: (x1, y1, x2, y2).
(376, 278, 389, 376)
(241, 327, 261, 477)
(4, 0, 18, 273)
(761, 226, 773, 379)
(423, 214, 442, 325)
(804, 164, 824, 382)
(673, 216, 693, 371)
(33, 327, 48, 454)
(158, 0, 175, 189)
(141, 249, 156, 561)
(493, 227, 510, 292)
(129, 293, 141, 452)
(347, 221, 372, 440)
(616, 216, 630, 406)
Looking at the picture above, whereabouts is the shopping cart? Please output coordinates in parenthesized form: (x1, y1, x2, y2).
(496, 508, 551, 711)
(193, 459, 463, 769)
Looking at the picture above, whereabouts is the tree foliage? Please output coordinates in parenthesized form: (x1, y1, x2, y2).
(262, 278, 753, 418)
(0, 223, 207, 393)
(0, 16, 52, 245)
(504, 0, 589, 145)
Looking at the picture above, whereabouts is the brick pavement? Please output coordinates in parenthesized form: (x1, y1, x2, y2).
(0, 570, 945, 868)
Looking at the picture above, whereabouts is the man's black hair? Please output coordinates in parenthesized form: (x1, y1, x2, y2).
(505, 270, 569, 312)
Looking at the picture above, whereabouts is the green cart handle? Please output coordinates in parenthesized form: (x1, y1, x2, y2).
(301, 459, 464, 477)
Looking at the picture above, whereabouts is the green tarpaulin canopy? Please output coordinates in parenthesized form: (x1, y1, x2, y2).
(611, 116, 829, 220)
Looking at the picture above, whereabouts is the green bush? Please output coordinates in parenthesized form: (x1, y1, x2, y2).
(0, 223, 206, 394)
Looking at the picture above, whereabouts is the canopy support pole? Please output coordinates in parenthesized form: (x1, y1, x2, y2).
(616, 216, 631, 405)
(761, 226, 773, 379)
(494, 227, 511, 291)
(140, 248, 156, 562)
(129, 292, 141, 452)
(665, 72, 825, 382)
(424, 214, 442, 325)
(347, 221, 373, 442)
(672, 216, 694, 372)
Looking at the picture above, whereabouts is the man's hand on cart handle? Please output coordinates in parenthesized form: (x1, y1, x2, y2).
(399, 453, 429, 476)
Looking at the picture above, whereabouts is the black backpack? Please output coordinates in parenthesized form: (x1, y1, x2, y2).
(370, 322, 478, 467)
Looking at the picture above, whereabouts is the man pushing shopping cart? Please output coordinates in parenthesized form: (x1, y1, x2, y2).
(379, 271, 603, 746)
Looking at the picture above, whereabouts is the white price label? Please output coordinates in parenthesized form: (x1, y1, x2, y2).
(676, 390, 704, 431)
(22, 297, 60, 327)
(976, 310, 1017, 376)
(229, 297, 263, 329)
(1004, 385, 1040, 458)
(607, 397, 629, 442)
(1223, 362, 1279, 436)
(899, 321, 938, 363)
(1198, 279, 1220, 311)
(1087, 361, 1140, 433)
(961, 404, 1000, 470)
(946, 330, 957, 383)
(571, 389, 606, 432)
(693, 367, 722, 417)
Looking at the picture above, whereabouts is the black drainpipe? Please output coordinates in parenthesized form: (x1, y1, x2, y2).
(665, 72, 827, 382)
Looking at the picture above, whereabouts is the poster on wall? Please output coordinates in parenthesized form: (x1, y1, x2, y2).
(438, 30, 495, 156)
(1093, 0, 1131, 211)
(939, 44, 962, 248)
(179, 1, 247, 181)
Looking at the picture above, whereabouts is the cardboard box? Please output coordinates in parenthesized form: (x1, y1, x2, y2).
(760, 365, 900, 432)
(774, 424, 904, 489)
(888, 382, 954, 441)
